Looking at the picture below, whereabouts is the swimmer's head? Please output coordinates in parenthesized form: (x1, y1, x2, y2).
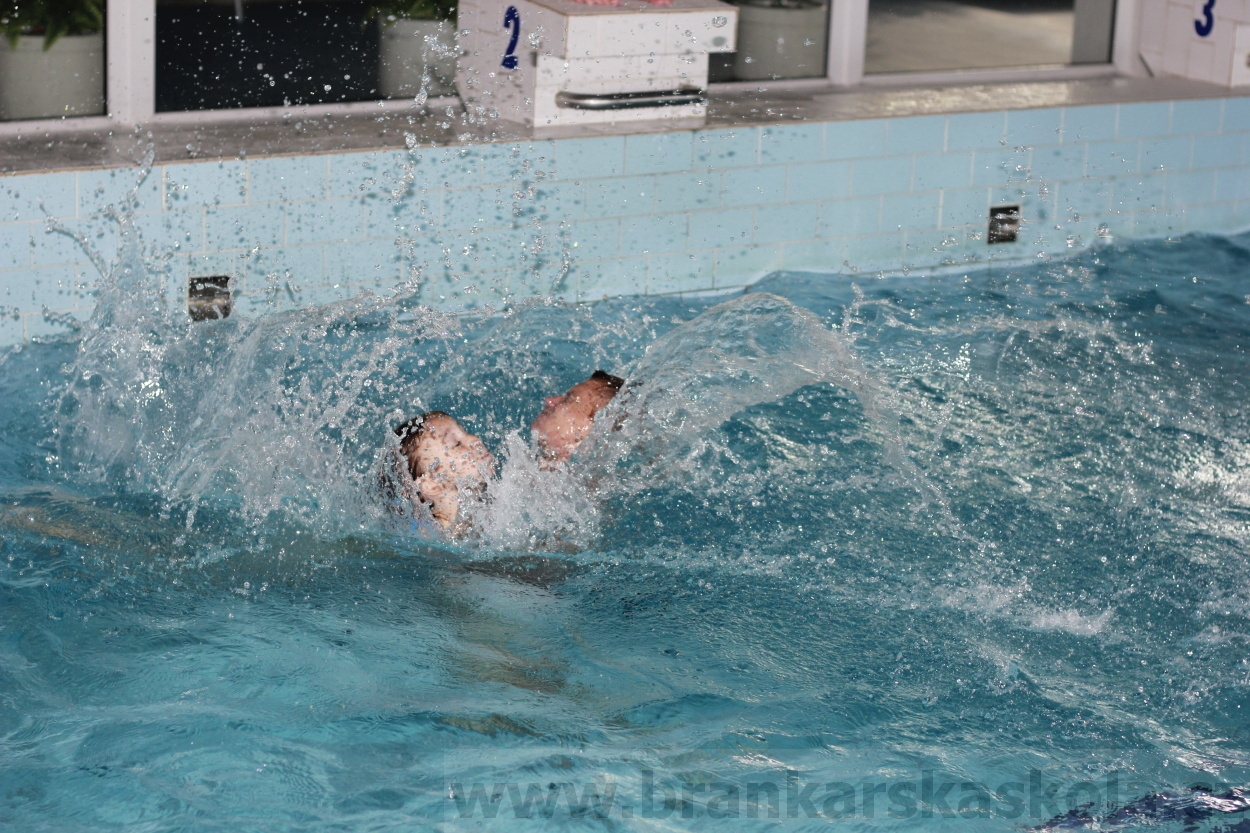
(530, 370, 624, 465)
(395, 411, 494, 528)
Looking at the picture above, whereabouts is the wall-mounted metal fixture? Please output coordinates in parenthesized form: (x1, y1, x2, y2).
(987, 205, 1021, 244)
(188, 276, 232, 321)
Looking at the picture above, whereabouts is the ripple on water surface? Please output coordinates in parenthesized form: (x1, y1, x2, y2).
(2, 235, 1250, 830)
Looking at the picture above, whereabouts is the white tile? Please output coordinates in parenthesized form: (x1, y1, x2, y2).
(1139, 0, 1168, 54)
(1232, 24, 1250, 84)
(1188, 37, 1218, 82)
(1163, 2, 1196, 76)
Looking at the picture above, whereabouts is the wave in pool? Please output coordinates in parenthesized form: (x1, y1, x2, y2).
(2, 218, 1250, 830)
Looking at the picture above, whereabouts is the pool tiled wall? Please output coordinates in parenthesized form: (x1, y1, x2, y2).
(2, 96, 1250, 344)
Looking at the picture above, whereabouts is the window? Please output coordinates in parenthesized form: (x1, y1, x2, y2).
(0, 0, 1127, 127)
(864, 0, 1115, 75)
(0, 0, 107, 121)
(711, 0, 830, 83)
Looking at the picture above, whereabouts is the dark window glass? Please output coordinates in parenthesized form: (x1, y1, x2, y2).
(865, 0, 1114, 75)
(156, 0, 433, 112)
(710, 0, 829, 83)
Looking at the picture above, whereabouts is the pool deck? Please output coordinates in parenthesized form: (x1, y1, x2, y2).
(0, 75, 1228, 175)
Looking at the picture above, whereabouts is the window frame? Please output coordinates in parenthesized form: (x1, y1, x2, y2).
(0, 0, 1143, 136)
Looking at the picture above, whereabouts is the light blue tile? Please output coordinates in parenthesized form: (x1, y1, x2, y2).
(1135, 205, 1180, 236)
(0, 264, 81, 310)
(693, 127, 760, 168)
(26, 308, 86, 340)
(1116, 102, 1170, 139)
(1221, 96, 1250, 132)
(248, 156, 328, 203)
(687, 208, 753, 250)
(1139, 136, 1193, 173)
(553, 135, 627, 180)
(759, 123, 824, 165)
(946, 111, 1007, 152)
(165, 160, 248, 208)
(825, 119, 889, 160)
(1171, 99, 1222, 135)
(787, 160, 851, 202)
(624, 132, 694, 175)
(567, 217, 621, 261)
(881, 191, 942, 232)
(243, 244, 326, 289)
(573, 256, 648, 300)
(77, 167, 162, 216)
(911, 152, 972, 191)
(1193, 132, 1244, 169)
(365, 196, 438, 238)
(1214, 165, 1250, 202)
(820, 196, 882, 237)
(885, 115, 946, 156)
(1182, 201, 1239, 233)
(1166, 169, 1216, 206)
(1085, 140, 1139, 176)
(284, 199, 363, 245)
(448, 226, 548, 274)
(1110, 174, 1166, 214)
(441, 185, 512, 230)
(1061, 105, 1117, 144)
(652, 171, 720, 213)
(781, 239, 845, 272)
(971, 147, 1032, 187)
(621, 214, 682, 256)
(714, 244, 782, 287)
(134, 209, 204, 254)
(647, 250, 715, 295)
(324, 238, 405, 286)
(327, 150, 413, 198)
(939, 188, 990, 229)
(0, 173, 76, 221)
(720, 165, 787, 206)
(583, 175, 655, 219)
(30, 224, 97, 267)
(204, 204, 284, 251)
(754, 202, 819, 244)
(850, 156, 912, 196)
(526, 179, 583, 217)
(1056, 179, 1111, 217)
(186, 251, 245, 281)
(1004, 107, 1063, 148)
(0, 222, 32, 269)
(0, 312, 23, 345)
(1031, 143, 1087, 181)
(903, 228, 960, 266)
(445, 141, 556, 187)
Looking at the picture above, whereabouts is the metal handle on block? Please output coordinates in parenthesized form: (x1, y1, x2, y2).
(554, 88, 707, 111)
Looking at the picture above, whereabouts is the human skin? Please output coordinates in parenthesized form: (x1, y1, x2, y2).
(405, 415, 495, 528)
(529, 377, 619, 465)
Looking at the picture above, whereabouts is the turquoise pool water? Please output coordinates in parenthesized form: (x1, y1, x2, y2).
(2, 231, 1250, 830)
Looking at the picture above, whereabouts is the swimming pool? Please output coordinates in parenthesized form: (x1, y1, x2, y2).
(2, 227, 1249, 830)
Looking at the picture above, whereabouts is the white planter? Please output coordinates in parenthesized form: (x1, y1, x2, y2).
(378, 19, 458, 100)
(0, 32, 105, 120)
(733, 1, 828, 81)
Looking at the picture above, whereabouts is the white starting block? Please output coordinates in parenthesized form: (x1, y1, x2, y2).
(456, 0, 738, 126)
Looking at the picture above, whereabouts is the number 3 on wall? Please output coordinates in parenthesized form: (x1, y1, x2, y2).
(501, 6, 521, 70)
(1195, 0, 1216, 37)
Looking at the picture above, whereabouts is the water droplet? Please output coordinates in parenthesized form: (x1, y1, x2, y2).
(712, 15, 727, 26)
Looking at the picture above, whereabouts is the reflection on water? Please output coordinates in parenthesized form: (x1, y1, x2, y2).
(2, 225, 1250, 829)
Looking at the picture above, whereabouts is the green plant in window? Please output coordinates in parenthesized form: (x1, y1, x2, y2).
(1, 0, 105, 50)
(364, 0, 457, 25)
